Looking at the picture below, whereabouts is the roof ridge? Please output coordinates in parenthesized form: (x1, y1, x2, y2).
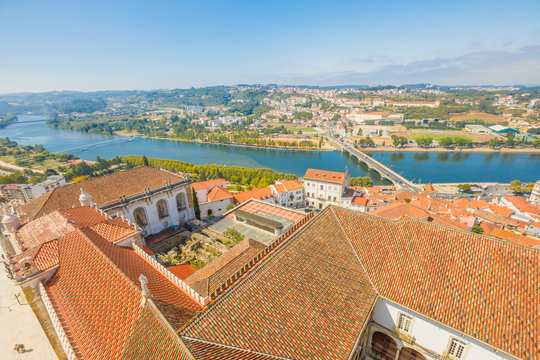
(179, 209, 322, 334)
(181, 336, 293, 360)
(330, 207, 380, 295)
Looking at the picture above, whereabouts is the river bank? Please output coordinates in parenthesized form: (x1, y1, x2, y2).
(357, 146, 540, 153)
(115, 131, 334, 152)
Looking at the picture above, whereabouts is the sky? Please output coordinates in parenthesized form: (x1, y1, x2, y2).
(0, 0, 539, 93)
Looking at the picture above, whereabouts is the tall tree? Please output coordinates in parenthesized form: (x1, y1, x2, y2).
(192, 187, 201, 220)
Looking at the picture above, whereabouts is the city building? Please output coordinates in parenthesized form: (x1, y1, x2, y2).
(269, 179, 305, 208)
(302, 168, 350, 209)
(17, 166, 194, 236)
(191, 179, 233, 219)
(232, 187, 275, 204)
(530, 180, 540, 204)
(0, 175, 66, 203)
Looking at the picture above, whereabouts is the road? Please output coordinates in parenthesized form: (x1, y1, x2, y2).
(327, 135, 421, 193)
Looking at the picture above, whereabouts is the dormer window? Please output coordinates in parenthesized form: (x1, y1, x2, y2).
(397, 313, 413, 333)
(447, 338, 468, 359)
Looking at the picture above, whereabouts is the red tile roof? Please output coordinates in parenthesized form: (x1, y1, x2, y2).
(168, 264, 197, 280)
(232, 187, 274, 204)
(226, 199, 305, 224)
(14, 206, 135, 252)
(184, 339, 282, 360)
(206, 186, 233, 202)
(303, 168, 348, 184)
(18, 167, 185, 222)
(491, 228, 540, 247)
(44, 227, 201, 359)
(182, 207, 539, 360)
(186, 238, 266, 297)
(191, 179, 226, 191)
(370, 202, 428, 220)
(488, 203, 514, 217)
(280, 179, 303, 191)
(503, 196, 539, 214)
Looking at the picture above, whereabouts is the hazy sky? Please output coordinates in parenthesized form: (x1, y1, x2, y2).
(1, 0, 539, 92)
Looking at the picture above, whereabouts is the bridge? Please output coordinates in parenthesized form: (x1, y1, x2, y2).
(327, 135, 421, 193)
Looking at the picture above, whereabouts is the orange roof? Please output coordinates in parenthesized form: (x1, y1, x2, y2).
(226, 199, 305, 224)
(192, 179, 227, 191)
(488, 203, 514, 217)
(492, 228, 540, 247)
(351, 196, 369, 206)
(281, 180, 303, 192)
(18, 167, 185, 223)
(453, 198, 470, 210)
(370, 202, 428, 220)
(303, 168, 348, 184)
(206, 186, 233, 202)
(272, 183, 287, 195)
(503, 196, 539, 214)
(233, 187, 274, 204)
(423, 183, 436, 193)
(168, 264, 197, 280)
(469, 199, 489, 209)
(45, 227, 201, 359)
(15, 206, 135, 252)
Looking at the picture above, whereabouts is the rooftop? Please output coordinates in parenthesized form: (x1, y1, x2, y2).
(303, 168, 348, 184)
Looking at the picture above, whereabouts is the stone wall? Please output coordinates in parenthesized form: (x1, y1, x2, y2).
(148, 230, 190, 253)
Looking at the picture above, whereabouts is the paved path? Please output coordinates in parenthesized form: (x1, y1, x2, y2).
(327, 135, 421, 193)
(0, 249, 57, 360)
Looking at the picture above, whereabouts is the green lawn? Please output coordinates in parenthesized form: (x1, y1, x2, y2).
(410, 133, 473, 141)
(285, 127, 317, 133)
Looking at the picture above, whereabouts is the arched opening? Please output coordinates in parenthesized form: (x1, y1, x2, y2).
(156, 199, 169, 219)
(207, 209, 213, 217)
(371, 331, 398, 360)
(399, 348, 427, 360)
(176, 192, 187, 212)
(133, 207, 148, 227)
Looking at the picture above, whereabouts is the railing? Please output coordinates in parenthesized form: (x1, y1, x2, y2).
(39, 282, 78, 360)
(132, 243, 209, 306)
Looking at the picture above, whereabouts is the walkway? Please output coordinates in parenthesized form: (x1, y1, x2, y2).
(0, 248, 58, 360)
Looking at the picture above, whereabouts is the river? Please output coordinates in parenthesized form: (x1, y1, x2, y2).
(1, 115, 539, 184)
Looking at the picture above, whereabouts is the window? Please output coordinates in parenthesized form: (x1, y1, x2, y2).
(156, 199, 169, 219)
(447, 338, 467, 359)
(333, 196, 337, 201)
(398, 313, 413, 333)
(320, 185, 323, 190)
(328, 195, 332, 200)
(133, 207, 148, 227)
(176, 192, 187, 211)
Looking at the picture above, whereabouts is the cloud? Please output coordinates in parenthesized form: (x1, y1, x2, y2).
(279, 46, 540, 86)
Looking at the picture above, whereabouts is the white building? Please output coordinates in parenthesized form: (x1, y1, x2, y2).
(0, 175, 66, 203)
(302, 168, 350, 209)
(17, 166, 194, 236)
(192, 179, 233, 220)
(270, 180, 305, 208)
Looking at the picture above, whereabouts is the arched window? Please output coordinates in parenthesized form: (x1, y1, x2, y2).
(399, 348, 427, 360)
(156, 199, 169, 219)
(176, 192, 187, 211)
(133, 207, 148, 227)
(371, 332, 398, 360)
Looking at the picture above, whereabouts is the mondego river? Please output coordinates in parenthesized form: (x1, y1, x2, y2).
(2, 115, 539, 184)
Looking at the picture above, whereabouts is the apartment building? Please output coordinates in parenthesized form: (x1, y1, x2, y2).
(302, 168, 350, 209)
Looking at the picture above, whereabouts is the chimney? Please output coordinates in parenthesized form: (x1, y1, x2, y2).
(79, 188, 93, 206)
(139, 274, 150, 306)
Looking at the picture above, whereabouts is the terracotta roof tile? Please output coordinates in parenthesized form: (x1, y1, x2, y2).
(183, 207, 539, 360)
(168, 264, 197, 280)
(18, 167, 184, 222)
(303, 168, 348, 184)
(206, 186, 233, 202)
(191, 179, 226, 191)
(225, 200, 305, 224)
(370, 202, 428, 219)
(44, 227, 202, 360)
(233, 187, 274, 204)
(183, 339, 283, 360)
(280, 180, 303, 192)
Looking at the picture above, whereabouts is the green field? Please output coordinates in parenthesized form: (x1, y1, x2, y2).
(410, 133, 473, 141)
(285, 127, 317, 133)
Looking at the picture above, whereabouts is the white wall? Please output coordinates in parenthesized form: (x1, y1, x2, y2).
(368, 298, 514, 360)
(200, 198, 232, 220)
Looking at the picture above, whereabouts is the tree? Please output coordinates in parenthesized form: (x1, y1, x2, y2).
(471, 225, 484, 234)
(391, 135, 408, 147)
(454, 136, 473, 148)
(357, 128, 363, 136)
(458, 183, 471, 192)
(487, 138, 504, 148)
(439, 136, 454, 148)
(415, 137, 433, 148)
(192, 188, 201, 220)
(350, 176, 373, 187)
(226, 202, 235, 211)
(142, 156, 149, 166)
